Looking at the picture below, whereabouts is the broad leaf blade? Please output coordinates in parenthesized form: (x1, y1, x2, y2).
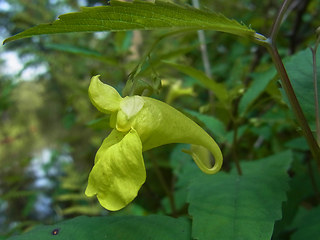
(3, 0, 258, 44)
(7, 215, 190, 240)
(188, 151, 292, 240)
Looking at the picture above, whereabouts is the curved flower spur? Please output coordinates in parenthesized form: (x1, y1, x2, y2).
(85, 75, 223, 211)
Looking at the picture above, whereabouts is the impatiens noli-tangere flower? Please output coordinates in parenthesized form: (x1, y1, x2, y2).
(85, 75, 223, 211)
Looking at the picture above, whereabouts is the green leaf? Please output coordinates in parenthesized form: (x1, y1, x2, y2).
(44, 43, 117, 64)
(114, 31, 133, 53)
(285, 137, 309, 151)
(164, 61, 229, 103)
(3, 0, 259, 44)
(188, 151, 292, 240)
(290, 206, 320, 240)
(7, 215, 190, 240)
(86, 116, 111, 130)
(273, 158, 320, 238)
(162, 144, 201, 214)
(283, 48, 320, 130)
(141, 46, 196, 76)
(238, 67, 276, 116)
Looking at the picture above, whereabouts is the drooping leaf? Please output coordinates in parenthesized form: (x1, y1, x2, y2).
(188, 151, 292, 240)
(238, 67, 277, 116)
(283, 48, 320, 130)
(140, 46, 196, 76)
(3, 0, 260, 44)
(164, 61, 229, 103)
(7, 215, 190, 240)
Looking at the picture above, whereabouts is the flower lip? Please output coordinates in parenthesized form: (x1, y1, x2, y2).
(85, 128, 146, 211)
(88, 75, 122, 114)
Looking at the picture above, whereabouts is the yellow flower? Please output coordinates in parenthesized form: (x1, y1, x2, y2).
(85, 75, 223, 211)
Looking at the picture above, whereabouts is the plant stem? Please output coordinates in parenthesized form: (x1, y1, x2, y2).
(269, 0, 293, 44)
(266, 44, 320, 166)
(306, 155, 320, 202)
(191, 0, 210, 77)
(151, 158, 177, 216)
(232, 119, 242, 175)
(255, 0, 320, 167)
(191, 0, 215, 114)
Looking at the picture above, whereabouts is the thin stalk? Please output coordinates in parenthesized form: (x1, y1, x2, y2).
(151, 158, 176, 216)
(232, 120, 242, 176)
(192, 0, 212, 78)
(197, 29, 213, 79)
(306, 155, 320, 202)
(269, 0, 293, 44)
(191, 0, 215, 114)
(197, 28, 216, 113)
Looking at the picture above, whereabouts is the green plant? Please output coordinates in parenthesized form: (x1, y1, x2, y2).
(3, 0, 320, 239)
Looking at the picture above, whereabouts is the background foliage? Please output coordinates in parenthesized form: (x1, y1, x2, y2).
(0, 0, 320, 239)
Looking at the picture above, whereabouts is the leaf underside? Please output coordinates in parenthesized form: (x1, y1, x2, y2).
(3, 0, 256, 44)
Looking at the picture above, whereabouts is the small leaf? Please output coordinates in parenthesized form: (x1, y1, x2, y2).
(188, 151, 292, 240)
(3, 0, 258, 44)
(238, 67, 277, 116)
(7, 215, 191, 240)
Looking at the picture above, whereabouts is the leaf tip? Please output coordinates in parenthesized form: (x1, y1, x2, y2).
(2, 38, 9, 45)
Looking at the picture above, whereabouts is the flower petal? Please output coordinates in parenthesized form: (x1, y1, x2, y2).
(88, 75, 122, 114)
(132, 97, 223, 174)
(187, 144, 222, 174)
(120, 96, 145, 119)
(85, 128, 146, 211)
(116, 96, 145, 132)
